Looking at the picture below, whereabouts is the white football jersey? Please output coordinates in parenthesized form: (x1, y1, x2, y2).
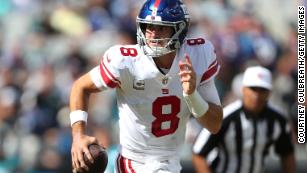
(90, 38, 220, 162)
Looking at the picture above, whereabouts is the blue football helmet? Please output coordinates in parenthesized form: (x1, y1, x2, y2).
(136, 0, 190, 57)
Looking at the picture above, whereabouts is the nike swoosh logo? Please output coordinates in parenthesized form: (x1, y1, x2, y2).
(106, 55, 111, 63)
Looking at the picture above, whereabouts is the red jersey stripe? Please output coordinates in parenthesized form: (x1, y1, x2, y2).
(208, 59, 217, 69)
(102, 60, 121, 84)
(99, 63, 118, 88)
(201, 61, 219, 82)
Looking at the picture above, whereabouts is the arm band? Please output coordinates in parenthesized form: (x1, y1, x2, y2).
(183, 90, 209, 118)
(70, 110, 88, 126)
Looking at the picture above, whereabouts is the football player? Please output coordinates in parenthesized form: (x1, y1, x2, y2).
(70, 0, 223, 172)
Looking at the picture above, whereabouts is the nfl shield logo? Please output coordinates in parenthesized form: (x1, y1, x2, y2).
(162, 77, 168, 85)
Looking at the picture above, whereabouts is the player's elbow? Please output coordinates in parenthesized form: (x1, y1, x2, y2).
(71, 74, 96, 95)
(198, 104, 223, 134)
(210, 107, 223, 134)
(210, 125, 220, 134)
(210, 123, 221, 134)
(70, 77, 91, 102)
(71, 78, 86, 94)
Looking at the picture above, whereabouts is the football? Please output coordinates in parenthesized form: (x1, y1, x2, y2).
(83, 144, 108, 173)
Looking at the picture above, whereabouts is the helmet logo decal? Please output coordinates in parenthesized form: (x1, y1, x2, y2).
(152, 0, 161, 16)
(152, 8, 157, 16)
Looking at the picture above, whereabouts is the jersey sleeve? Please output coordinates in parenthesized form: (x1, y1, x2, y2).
(89, 66, 105, 89)
(198, 79, 221, 105)
(200, 41, 220, 85)
(90, 46, 123, 89)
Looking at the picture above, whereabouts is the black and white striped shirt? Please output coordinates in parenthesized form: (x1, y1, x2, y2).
(193, 100, 294, 173)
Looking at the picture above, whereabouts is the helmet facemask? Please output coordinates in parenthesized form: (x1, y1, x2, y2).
(136, 19, 187, 57)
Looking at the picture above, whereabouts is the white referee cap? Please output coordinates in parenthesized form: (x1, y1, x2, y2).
(242, 66, 272, 90)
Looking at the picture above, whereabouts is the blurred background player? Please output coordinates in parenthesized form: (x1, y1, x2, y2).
(192, 66, 295, 173)
(70, 0, 223, 173)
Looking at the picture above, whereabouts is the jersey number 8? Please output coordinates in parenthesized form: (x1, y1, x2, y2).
(187, 38, 205, 45)
(152, 96, 180, 137)
(120, 47, 138, 57)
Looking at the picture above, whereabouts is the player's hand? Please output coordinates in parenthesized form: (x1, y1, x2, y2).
(71, 134, 98, 173)
(179, 54, 196, 95)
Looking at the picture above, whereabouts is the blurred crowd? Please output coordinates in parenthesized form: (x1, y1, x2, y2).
(0, 0, 303, 173)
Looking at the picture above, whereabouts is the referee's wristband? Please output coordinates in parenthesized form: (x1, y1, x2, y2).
(183, 90, 209, 118)
(70, 110, 88, 126)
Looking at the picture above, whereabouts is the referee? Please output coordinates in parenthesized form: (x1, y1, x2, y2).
(192, 66, 295, 173)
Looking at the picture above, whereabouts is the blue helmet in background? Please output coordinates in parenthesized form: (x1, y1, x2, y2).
(136, 0, 190, 57)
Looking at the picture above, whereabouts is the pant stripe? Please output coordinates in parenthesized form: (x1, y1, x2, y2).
(116, 154, 137, 173)
(124, 157, 131, 173)
(128, 159, 136, 173)
(120, 155, 128, 173)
